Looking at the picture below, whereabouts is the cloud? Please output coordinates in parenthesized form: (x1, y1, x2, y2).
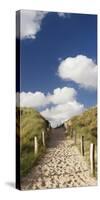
(57, 12, 66, 18)
(58, 57, 62, 61)
(16, 87, 85, 127)
(57, 12, 71, 19)
(17, 87, 77, 108)
(58, 55, 97, 89)
(20, 10, 47, 39)
(49, 87, 77, 104)
(17, 10, 72, 39)
(16, 91, 48, 108)
(41, 100, 84, 127)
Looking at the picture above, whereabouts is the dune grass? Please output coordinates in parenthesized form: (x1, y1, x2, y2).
(64, 107, 97, 176)
(16, 107, 50, 177)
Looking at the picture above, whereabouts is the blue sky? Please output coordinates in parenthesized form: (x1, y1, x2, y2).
(17, 10, 97, 126)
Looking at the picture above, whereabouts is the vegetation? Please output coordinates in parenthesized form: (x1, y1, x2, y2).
(64, 107, 97, 176)
(16, 107, 50, 177)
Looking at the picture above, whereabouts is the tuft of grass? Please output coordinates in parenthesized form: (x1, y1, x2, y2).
(16, 107, 50, 177)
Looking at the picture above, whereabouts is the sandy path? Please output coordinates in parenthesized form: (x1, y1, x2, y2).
(21, 127, 96, 190)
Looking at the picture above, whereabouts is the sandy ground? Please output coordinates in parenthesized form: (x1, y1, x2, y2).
(21, 127, 96, 190)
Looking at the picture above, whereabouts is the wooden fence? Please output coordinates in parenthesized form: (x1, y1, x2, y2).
(70, 130, 96, 176)
(33, 127, 50, 156)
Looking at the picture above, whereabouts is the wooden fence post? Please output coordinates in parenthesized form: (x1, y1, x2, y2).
(47, 127, 49, 133)
(81, 136, 84, 156)
(42, 131, 45, 147)
(34, 136, 38, 155)
(90, 143, 95, 176)
(74, 130, 76, 145)
(71, 127, 73, 138)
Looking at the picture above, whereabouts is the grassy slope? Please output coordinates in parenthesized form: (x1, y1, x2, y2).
(16, 107, 50, 177)
(64, 107, 97, 176)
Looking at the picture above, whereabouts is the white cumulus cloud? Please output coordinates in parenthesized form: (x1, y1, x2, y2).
(58, 55, 97, 89)
(17, 87, 77, 108)
(48, 87, 77, 104)
(16, 91, 48, 108)
(17, 10, 71, 39)
(20, 10, 47, 39)
(41, 100, 84, 127)
(16, 87, 85, 127)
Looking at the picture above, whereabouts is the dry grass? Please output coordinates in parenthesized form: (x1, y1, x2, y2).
(16, 107, 50, 177)
(64, 107, 97, 176)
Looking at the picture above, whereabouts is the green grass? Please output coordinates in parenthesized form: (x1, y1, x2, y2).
(16, 107, 50, 177)
(64, 107, 97, 176)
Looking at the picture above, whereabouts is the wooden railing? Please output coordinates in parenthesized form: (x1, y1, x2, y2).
(67, 129, 96, 176)
(33, 127, 50, 156)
